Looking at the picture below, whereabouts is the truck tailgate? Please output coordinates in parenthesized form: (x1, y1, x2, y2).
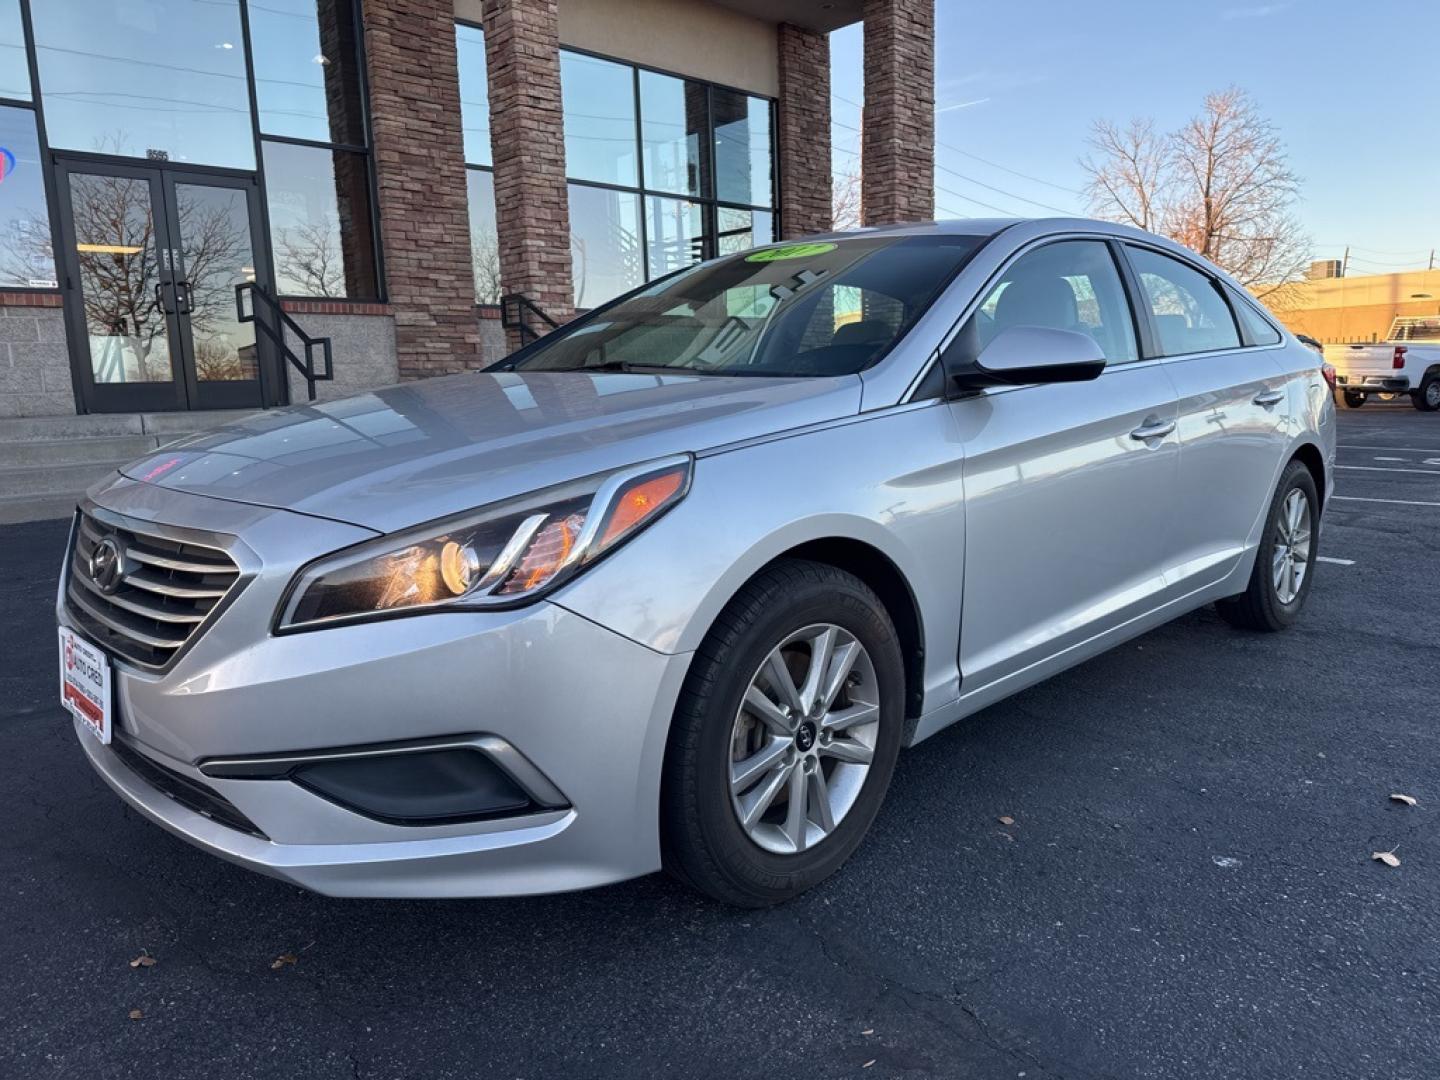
(1325, 344, 1400, 377)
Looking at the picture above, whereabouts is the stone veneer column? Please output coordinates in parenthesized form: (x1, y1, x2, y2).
(776, 23, 832, 239)
(481, 0, 573, 349)
(860, 0, 935, 226)
(361, 0, 481, 376)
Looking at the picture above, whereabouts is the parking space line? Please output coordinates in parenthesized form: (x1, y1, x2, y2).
(1335, 465, 1440, 476)
(1334, 495, 1440, 508)
(1316, 556, 1355, 566)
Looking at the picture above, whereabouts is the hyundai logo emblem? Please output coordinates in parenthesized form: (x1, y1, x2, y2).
(88, 536, 124, 593)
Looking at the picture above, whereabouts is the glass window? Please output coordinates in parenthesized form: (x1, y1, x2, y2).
(248, 0, 366, 145)
(561, 51, 637, 187)
(639, 71, 707, 198)
(644, 196, 703, 279)
(716, 206, 774, 255)
(467, 169, 500, 304)
(1231, 291, 1282, 346)
(1127, 246, 1241, 356)
(569, 183, 642, 308)
(967, 241, 1138, 364)
(712, 89, 771, 207)
(0, 105, 56, 287)
(262, 140, 377, 298)
(0, 0, 30, 101)
(456, 24, 491, 167)
(32, 0, 255, 168)
(511, 233, 986, 377)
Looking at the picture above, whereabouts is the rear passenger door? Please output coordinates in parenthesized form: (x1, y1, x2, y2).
(1120, 244, 1291, 592)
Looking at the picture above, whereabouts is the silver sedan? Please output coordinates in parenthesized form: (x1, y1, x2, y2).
(58, 219, 1335, 905)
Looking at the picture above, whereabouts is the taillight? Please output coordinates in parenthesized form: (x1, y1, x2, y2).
(1321, 362, 1337, 390)
(1393, 345, 1407, 370)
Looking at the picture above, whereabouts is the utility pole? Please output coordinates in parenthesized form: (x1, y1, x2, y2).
(1341, 245, 1350, 277)
(1429, 249, 1435, 271)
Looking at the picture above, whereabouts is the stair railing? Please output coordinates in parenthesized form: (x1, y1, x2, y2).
(234, 282, 334, 401)
(500, 292, 560, 347)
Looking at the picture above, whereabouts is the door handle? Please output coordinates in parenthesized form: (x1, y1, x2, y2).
(153, 281, 175, 316)
(1253, 389, 1285, 408)
(174, 280, 192, 315)
(1129, 418, 1176, 442)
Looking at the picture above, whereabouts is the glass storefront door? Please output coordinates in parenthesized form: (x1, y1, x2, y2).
(55, 160, 277, 412)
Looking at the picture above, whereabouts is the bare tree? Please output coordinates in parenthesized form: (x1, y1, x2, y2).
(832, 161, 862, 232)
(276, 220, 345, 298)
(472, 231, 503, 305)
(1081, 88, 1311, 292)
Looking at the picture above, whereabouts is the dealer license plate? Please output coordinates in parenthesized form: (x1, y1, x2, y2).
(59, 626, 111, 744)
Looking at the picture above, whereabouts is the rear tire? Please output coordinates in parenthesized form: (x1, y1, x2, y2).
(661, 559, 905, 906)
(1342, 390, 1366, 408)
(1216, 460, 1320, 632)
(1413, 374, 1440, 412)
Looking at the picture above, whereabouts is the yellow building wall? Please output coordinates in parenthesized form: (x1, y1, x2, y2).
(1260, 269, 1440, 344)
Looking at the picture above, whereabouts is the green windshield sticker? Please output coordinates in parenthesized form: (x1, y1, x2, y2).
(745, 242, 837, 263)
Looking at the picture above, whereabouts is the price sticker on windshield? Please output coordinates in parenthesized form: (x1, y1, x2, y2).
(745, 242, 837, 263)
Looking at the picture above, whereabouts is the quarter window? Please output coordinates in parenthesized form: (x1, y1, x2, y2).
(966, 240, 1138, 364)
(1126, 246, 1241, 356)
(1230, 291, 1282, 346)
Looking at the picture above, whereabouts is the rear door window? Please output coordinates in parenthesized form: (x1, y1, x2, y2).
(1125, 246, 1242, 357)
(1229, 291, 1283, 346)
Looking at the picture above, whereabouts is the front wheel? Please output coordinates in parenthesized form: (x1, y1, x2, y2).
(661, 559, 904, 906)
(1216, 460, 1320, 632)
(1342, 390, 1366, 408)
(1413, 375, 1440, 412)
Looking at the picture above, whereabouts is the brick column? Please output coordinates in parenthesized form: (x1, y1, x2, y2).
(776, 23, 832, 239)
(481, 0, 573, 349)
(861, 0, 935, 226)
(362, 0, 482, 377)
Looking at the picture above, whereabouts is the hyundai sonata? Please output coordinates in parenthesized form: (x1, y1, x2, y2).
(58, 219, 1335, 905)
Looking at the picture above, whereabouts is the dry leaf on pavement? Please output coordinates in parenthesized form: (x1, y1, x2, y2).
(1372, 850, 1401, 868)
(998, 816, 1015, 826)
(1390, 794, 1417, 806)
(129, 953, 156, 969)
(128, 1009, 143, 1021)
(271, 953, 298, 970)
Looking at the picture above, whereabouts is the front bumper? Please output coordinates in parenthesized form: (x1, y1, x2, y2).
(1336, 375, 1410, 391)
(63, 477, 692, 898)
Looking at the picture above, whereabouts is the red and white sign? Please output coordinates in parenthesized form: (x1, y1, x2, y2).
(59, 626, 111, 745)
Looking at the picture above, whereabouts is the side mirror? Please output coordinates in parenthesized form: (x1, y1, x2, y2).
(948, 325, 1107, 390)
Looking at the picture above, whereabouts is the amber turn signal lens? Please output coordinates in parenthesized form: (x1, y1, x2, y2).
(599, 468, 687, 548)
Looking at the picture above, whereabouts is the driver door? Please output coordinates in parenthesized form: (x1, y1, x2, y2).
(948, 238, 1181, 694)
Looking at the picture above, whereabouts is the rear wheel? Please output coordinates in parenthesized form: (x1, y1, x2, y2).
(1342, 390, 1366, 408)
(661, 559, 904, 906)
(1216, 460, 1319, 632)
(1412, 374, 1440, 412)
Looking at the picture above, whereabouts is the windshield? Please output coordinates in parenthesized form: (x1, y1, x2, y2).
(507, 233, 988, 378)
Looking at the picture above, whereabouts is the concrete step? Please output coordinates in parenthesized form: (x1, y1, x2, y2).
(0, 492, 79, 525)
(0, 461, 126, 500)
(0, 408, 256, 442)
(0, 434, 160, 469)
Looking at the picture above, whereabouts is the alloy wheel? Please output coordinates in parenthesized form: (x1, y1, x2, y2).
(1272, 488, 1312, 605)
(1427, 381, 1440, 408)
(728, 624, 880, 855)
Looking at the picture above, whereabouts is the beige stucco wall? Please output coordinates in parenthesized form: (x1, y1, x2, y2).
(454, 0, 779, 96)
(1262, 269, 1440, 344)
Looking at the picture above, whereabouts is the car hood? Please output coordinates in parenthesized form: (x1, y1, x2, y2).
(119, 371, 862, 533)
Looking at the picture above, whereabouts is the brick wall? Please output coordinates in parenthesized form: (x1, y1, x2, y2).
(481, 0, 574, 350)
(361, 0, 483, 377)
(861, 0, 935, 226)
(776, 23, 832, 239)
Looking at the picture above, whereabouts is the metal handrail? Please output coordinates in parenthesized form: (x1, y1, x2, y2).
(500, 292, 560, 347)
(235, 282, 334, 401)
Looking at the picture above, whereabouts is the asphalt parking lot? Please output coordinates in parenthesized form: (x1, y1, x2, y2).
(2, 403, 1437, 1080)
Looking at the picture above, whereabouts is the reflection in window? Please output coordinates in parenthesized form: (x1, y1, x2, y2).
(569, 183, 641, 308)
(457, 23, 491, 167)
(1127, 245, 1240, 357)
(0, 106, 56, 287)
(174, 183, 258, 382)
(262, 140, 378, 298)
(561, 51, 637, 186)
(645, 197, 703, 279)
(0, 0, 30, 101)
(248, 0, 366, 145)
(32, 0, 256, 168)
(713, 88, 772, 207)
(467, 169, 501, 304)
(716, 206, 774, 255)
(639, 71, 706, 198)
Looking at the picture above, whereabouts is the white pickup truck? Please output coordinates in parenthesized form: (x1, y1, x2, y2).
(1324, 342, 1440, 411)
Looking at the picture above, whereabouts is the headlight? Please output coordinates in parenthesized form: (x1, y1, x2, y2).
(276, 455, 691, 631)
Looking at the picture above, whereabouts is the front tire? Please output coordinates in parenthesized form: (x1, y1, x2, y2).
(1413, 374, 1440, 412)
(1216, 460, 1320, 632)
(661, 559, 905, 906)
(1342, 390, 1366, 408)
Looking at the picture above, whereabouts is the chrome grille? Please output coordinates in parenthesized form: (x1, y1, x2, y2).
(66, 510, 241, 668)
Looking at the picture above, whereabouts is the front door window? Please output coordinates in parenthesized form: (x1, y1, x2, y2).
(58, 162, 272, 412)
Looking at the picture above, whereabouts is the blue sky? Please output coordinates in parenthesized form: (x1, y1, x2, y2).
(831, 1, 1439, 275)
